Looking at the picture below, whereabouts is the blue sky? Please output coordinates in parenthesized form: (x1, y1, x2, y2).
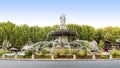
(0, 0, 120, 28)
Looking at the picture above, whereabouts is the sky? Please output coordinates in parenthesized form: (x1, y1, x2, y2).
(0, 0, 120, 28)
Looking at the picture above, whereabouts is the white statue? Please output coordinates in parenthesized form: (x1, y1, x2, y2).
(89, 40, 99, 51)
(60, 14, 67, 29)
(60, 14, 66, 24)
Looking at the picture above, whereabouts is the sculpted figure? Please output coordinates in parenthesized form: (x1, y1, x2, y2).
(60, 14, 66, 24)
(60, 14, 67, 29)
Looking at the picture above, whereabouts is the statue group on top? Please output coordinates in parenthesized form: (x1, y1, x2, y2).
(60, 14, 67, 29)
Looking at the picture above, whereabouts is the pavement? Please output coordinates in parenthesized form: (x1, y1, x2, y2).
(1, 59, 120, 68)
(1, 58, 120, 61)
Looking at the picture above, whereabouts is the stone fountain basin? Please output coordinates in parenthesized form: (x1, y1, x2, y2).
(49, 29, 77, 36)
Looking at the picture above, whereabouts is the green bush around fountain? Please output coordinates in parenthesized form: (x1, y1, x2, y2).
(35, 54, 51, 59)
(40, 49, 50, 55)
(17, 55, 24, 59)
(110, 50, 120, 58)
(71, 50, 77, 55)
(59, 49, 70, 55)
(5, 55, 14, 59)
(0, 49, 4, 58)
(54, 49, 73, 59)
(24, 50, 33, 58)
(95, 55, 109, 59)
(78, 50, 86, 56)
(95, 50, 109, 59)
(91, 50, 110, 59)
(34, 49, 51, 59)
(76, 50, 89, 59)
(0, 49, 4, 56)
(0, 49, 13, 58)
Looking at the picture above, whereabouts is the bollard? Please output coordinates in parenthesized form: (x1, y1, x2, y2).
(2, 54, 5, 59)
(51, 55, 54, 60)
(109, 54, 112, 59)
(15, 54, 18, 59)
(32, 54, 35, 60)
(92, 54, 96, 60)
(73, 55, 76, 60)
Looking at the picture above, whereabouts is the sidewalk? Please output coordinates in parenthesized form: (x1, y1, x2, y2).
(1, 58, 120, 61)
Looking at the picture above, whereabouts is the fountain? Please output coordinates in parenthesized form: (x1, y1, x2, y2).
(40, 14, 79, 55)
(21, 14, 99, 57)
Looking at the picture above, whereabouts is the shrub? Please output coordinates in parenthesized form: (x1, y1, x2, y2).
(71, 50, 77, 55)
(35, 55, 51, 59)
(59, 49, 70, 55)
(98, 40, 104, 49)
(0, 49, 4, 56)
(96, 54, 109, 59)
(100, 55, 109, 59)
(5, 50, 12, 53)
(25, 50, 33, 57)
(110, 50, 120, 56)
(77, 50, 87, 57)
(41, 49, 49, 55)
(83, 41, 89, 49)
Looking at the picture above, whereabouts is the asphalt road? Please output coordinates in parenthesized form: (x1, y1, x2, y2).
(0, 60, 120, 68)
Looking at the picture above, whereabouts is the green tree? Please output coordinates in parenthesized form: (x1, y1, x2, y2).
(98, 40, 104, 49)
(2, 39, 7, 51)
(0, 21, 15, 41)
(67, 24, 81, 40)
(81, 25, 95, 41)
(0, 27, 5, 44)
(95, 28, 104, 43)
(104, 26, 120, 43)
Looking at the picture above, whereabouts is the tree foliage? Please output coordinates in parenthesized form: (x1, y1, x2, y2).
(98, 40, 104, 49)
(104, 26, 120, 43)
(0, 21, 120, 49)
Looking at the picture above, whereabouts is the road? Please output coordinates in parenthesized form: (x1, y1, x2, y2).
(0, 60, 120, 68)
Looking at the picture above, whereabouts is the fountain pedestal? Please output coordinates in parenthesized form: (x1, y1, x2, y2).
(59, 36, 68, 44)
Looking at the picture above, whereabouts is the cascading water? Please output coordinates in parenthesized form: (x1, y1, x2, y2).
(21, 14, 99, 56)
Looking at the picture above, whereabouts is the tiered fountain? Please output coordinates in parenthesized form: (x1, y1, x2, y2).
(22, 14, 99, 56)
(48, 14, 78, 55)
